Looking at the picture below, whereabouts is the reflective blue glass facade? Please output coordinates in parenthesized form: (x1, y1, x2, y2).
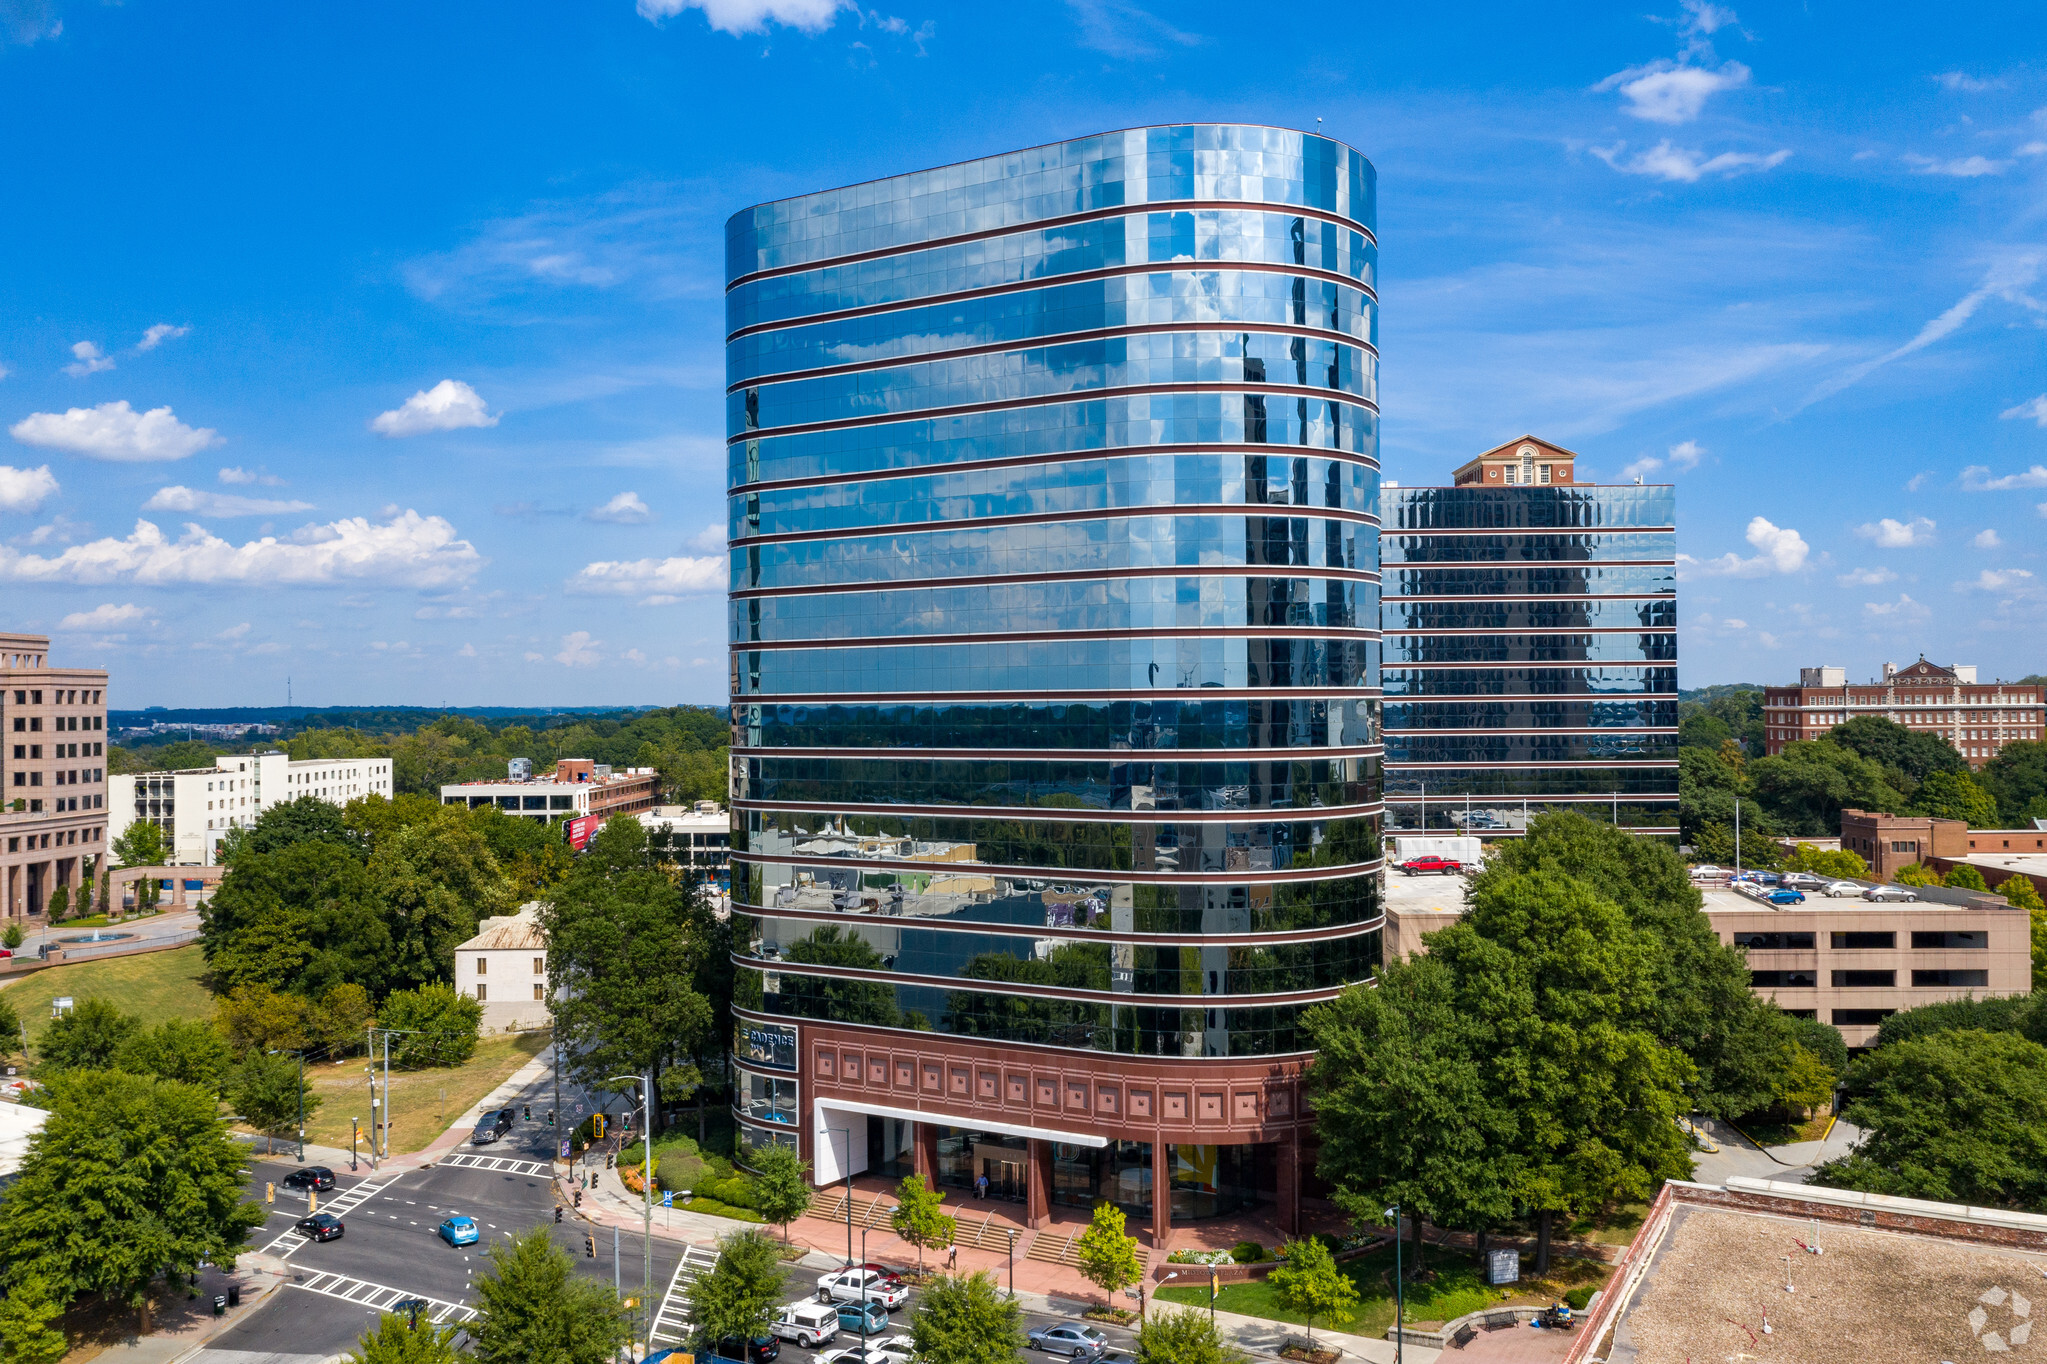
(1379, 478, 1678, 835)
(726, 128, 1383, 1215)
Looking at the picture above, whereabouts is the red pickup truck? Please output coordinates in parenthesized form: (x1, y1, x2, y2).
(1396, 855, 1463, 876)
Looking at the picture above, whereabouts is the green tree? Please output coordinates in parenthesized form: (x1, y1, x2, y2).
(1826, 715, 1964, 787)
(1135, 1306, 1248, 1364)
(214, 985, 311, 1056)
(236, 795, 361, 861)
(890, 1172, 956, 1272)
(44, 885, 68, 921)
(1813, 1030, 2047, 1210)
(1874, 995, 2045, 1049)
(1911, 770, 2000, 827)
(206, 908, 312, 994)
(1783, 845, 1871, 879)
(109, 820, 168, 909)
(1, 922, 23, 950)
(540, 819, 718, 1132)
(1786, 1016, 1850, 1073)
(373, 818, 515, 990)
(1267, 1236, 1358, 1347)
(225, 1049, 320, 1155)
(1894, 862, 1940, 887)
(0, 1275, 68, 1364)
(468, 1227, 633, 1364)
(346, 1314, 465, 1364)
(1771, 1041, 1836, 1115)
(686, 1230, 784, 1354)
(909, 1270, 1027, 1364)
(1749, 739, 1906, 834)
(376, 984, 482, 1068)
(311, 983, 376, 1058)
(748, 1142, 814, 1246)
(36, 998, 139, 1074)
(199, 840, 388, 1001)
(1945, 863, 1990, 891)
(0, 992, 19, 1058)
(1073, 1202, 1141, 1306)
(115, 1018, 233, 1094)
(2002, 874, 2046, 912)
(1978, 739, 2047, 822)
(0, 1070, 262, 1329)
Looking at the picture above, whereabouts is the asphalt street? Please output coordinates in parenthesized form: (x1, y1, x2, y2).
(209, 1059, 1143, 1362)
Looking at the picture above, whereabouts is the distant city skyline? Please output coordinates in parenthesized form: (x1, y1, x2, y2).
(2, 1, 2043, 704)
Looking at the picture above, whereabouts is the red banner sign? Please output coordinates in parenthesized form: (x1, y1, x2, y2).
(564, 815, 600, 850)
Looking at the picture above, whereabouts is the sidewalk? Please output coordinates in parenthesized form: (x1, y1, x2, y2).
(65, 1253, 297, 1364)
(1689, 1116, 1862, 1185)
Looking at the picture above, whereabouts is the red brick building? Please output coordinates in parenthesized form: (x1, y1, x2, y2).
(1449, 434, 1579, 487)
(1763, 658, 2043, 769)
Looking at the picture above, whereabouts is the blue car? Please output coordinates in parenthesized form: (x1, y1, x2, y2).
(835, 1300, 888, 1335)
(437, 1215, 480, 1247)
(1766, 888, 1806, 905)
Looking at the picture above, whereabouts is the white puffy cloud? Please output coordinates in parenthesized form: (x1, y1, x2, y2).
(686, 522, 727, 553)
(1864, 594, 1930, 619)
(57, 602, 149, 631)
(1962, 463, 2047, 490)
(218, 465, 285, 486)
(587, 491, 653, 524)
(2001, 395, 2047, 428)
(10, 401, 220, 462)
(1591, 140, 1790, 182)
(1594, 60, 1751, 123)
(1935, 71, 2003, 93)
(369, 379, 498, 437)
(143, 486, 315, 517)
(553, 630, 602, 667)
(135, 324, 189, 352)
(0, 510, 482, 587)
(635, 0, 844, 35)
(1856, 516, 1937, 548)
(1620, 439, 1707, 480)
(1975, 529, 2003, 549)
(1964, 568, 2036, 592)
(567, 553, 723, 605)
(1678, 515, 1808, 578)
(0, 464, 59, 513)
(1837, 566, 1898, 586)
(1904, 154, 2011, 177)
(62, 341, 114, 377)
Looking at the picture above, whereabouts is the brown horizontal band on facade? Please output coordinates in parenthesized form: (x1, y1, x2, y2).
(732, 744, 1387, 761)
(726, 258, 1381, 346)
(1384, 693, 1677, 702)
(728, 626, 1381, 652)
(1378, 661, 1675, 672)
(729, 380, 1381, 445)
(1385, 761, 1677, 771)
(1382, 527, 1676, 536)
(1381, 560, 1677, 569)
(731, 688, 1384, 704)
(1381, 728, 1677, 737)
(1383, 627, 1675, 636)
(731, 500, 1380, 549)
(732, 850, 1384, 886)
(731, 797, 1385, 824)
(733, 443, 1382, 497)
(730, 1003, 1320, 1065)
(726, 198, 1379, 291)
(733, 320, 1381, 396)
(733, 951, 1363, 1009)
(731, 565, 1383, 600)
(1381, 594, 1675, 603)
(730, 901, 1387, 949)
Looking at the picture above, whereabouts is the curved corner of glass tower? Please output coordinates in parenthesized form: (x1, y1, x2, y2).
(724, 124, 1382, 1236)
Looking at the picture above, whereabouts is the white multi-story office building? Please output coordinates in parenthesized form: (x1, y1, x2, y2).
(109, 751, 394, 866)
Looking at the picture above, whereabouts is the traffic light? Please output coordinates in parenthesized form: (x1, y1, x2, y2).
(547, 1109, 556, 1127)
(583, 1234, 595, 1258)
(593, 1114, 606, 1140)
(554, 1205, 563, 1224)
(574, 1190, 583, 1207)
(605, 1153, 614, 1170)
(523, 1105, 531, 1121)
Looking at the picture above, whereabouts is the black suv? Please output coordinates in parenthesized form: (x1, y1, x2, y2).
(714, 1336, 779, 1363)
(296, 1212, 344, 1242)
(282, 1166, 336, 1191)
(470, 1108, 516, 1144)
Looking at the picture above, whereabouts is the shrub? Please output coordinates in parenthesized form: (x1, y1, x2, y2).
(1894, 862, 1940, 887)
(1231, 1241, 1268, 1263)
(1565, 1285, 1596, 1310)
(377, 984, 481, 1068)
(1945, 864, 1990, 891)
(659, 1149, 710, 1192)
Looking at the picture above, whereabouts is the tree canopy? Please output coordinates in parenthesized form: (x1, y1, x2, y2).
(468, 1228, 633, 1364)
(685, 1230, 784, 1353)
(909, 1271, 1027, 1364)
(1909, 770, 2001, 828)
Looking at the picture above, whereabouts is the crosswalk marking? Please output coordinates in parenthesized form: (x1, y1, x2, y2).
(260, 1180, 397, 1256)
(648, 1245, 719, 1347)
(436, 1153, 553, 1179)
(289, 1271, 476, 1324)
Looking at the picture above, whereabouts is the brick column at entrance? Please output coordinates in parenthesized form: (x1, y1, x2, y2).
(1276, 1130, 1300, 1237)
(1150, 1139, 1170, 1245)
(912, 1121, 938, 1184)
(1026, 1138, 1051, 1229)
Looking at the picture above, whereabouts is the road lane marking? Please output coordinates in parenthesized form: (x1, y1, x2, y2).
(436, 1153, 553, 1178)
(289, 1271, 476, 1324)
(648, 1245, 719, 1347)
(259, 1179, 400, 1257)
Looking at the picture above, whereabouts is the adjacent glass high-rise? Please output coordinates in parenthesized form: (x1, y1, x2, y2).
(725, 125, 1383, 1240)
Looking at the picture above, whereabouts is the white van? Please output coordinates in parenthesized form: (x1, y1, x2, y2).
(771, 1301, 840, 1349)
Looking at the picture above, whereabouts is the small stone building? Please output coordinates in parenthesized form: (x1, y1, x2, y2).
(452, 903, 552, 1033)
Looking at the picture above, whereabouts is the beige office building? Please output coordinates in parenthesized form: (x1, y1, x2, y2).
(0, 633, 109, 921)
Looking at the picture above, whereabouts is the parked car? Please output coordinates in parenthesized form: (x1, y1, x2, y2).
(1822, 880, 1864, 898)
(1765, 889, 1807, 905)
(839, 1262, 907, 1287)
(868, 1337, 917, 1363)
(1688, 865, 1727, 879)
(1028, 1323, 1110, 1358)
(770, 1302, 840, 1349)
(295, 1212, 344, 1242)
(712, 1334, 780, 1363)
(1864, 884, 1920, 902)
(817, 1268, 909, 1311)
(1396, 855, 1462, 876)
(818, 1349, 892, 1364)
(834, 1300, 890, 1336)
(282, 1166, 335, 1191)
(1780, 873, 1827, 890)
(437, 1215, 480, 1247)
(470, 1109, 515, 1144)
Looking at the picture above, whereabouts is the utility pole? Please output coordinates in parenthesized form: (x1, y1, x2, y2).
(382, 1031, 393, 1159)
(642, 1069, 653, 1352)
(365, 1025, 378, 1171)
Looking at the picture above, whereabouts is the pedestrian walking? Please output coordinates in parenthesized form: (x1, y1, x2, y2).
(975, 1172, 989, 1200)
(947, 1243, 958, 1270)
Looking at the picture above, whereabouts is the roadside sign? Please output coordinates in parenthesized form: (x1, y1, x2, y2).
(564, 815, 600, 851)
(1487, 1248, 1521, 1285)
(662, 1190, 673, 1208)
(560, 1139, 571, 1160)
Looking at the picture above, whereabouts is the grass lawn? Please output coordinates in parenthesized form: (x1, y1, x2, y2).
(0, 945, 211, 1053)
(1154, 1245, 1610, 1334)
(248, 1029, 552, 1155)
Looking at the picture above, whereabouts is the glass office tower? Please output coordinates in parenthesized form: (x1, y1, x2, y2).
(1380, 445, 1678, 837)
(725, 125, 1384, 1240)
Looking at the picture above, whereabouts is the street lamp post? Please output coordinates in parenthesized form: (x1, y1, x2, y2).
(606, 1073, 654, 1354)
(1386, 1204, 1403, 1364)
(266, 1049, 306, 1163)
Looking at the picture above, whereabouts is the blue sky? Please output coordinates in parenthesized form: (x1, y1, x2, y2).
(2, 0, 2043, 706)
